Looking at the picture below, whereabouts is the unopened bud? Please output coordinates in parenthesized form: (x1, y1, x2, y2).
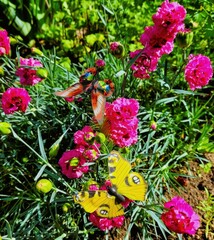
(36, 68, 48, 78)
(31, 47, 44, 56)
(0, 122, 11, 135)
(36, 179, 53, 193)
(95, 132, 106, 143)
(110, 42, 125, 58)
(49, 143, 60, 158)
(62, 203, 71, 213)
(150, 121, 157, 130)
(176, 31, 193, 49)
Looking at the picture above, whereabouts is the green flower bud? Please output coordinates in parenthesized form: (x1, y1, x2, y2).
(62, 203, 71, 213)
(95, 132, 106, 144)
(49, 143, 60, 158)
(36, 68, 48, 78)
(9, 36, 18, 45)
(0, 122, 11, 135)
(176, 31, 193, 49)
(31, 47, 44, 56)
(36, 179, 53, 193)
(0, 66, 4, 76)
(22, 157, 29, 163)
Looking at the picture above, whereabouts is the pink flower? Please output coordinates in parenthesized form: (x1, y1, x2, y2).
(65, 96, 75, 102)
(103, 98, 139, 147)
(15, 58, 44, 86)
(89, 213, 125, 231)
(161, 196, 200, 235)
(110, 42, 120, 51)
(184, 54, 213, 90)
(1, 87, 31, 114)
(75, 144, 100, 162)
(130, 49, 159, 79)
(109, 42, 124, 58)
(74, 126, 95, 146)
(95, 59, 106, 68)
(152, 0, 186, 37)
(0, 29, 10, 56)
(58, 149, 89, 178)
(105, 98, 139, 123)
(140, 26, 174, 57)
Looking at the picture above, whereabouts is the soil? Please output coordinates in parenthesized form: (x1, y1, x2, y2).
(105, 153, 214, 240)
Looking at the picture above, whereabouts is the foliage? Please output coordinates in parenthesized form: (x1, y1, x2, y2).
(0, 0, 213, 239)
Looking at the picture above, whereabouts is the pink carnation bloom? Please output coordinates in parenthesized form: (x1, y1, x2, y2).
(1, 87, 31, 114)
(95, 59, 106, 68)
(89, 213, 125, 231)
(161, 196, 200, 235)
(110, 42, 120, 51)
(104, 98, 139, 147)
(0, 29, 10, 56)
(130, 49, 159, 79)
(140, 26, 174, 57)
(15, 58, 44, 86)
(58, 149, 89, 178)
(152, 0, 186, 36)
(75, 144, 100, 162)
(184, 54, 213, 90)
(106, 98, 139, 122)
(74, 126, 95, 146)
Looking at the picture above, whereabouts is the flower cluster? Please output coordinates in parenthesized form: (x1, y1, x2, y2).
(161, 196, 200, 235)
(184, 54, 213, 90)
(16, 57, 44, 86)
(103, 98, 139, 148)
(58, 126, 100, 178)
(0, 29, 10, 56)
(130, 0, 187, 79)
(1, 87, 31, 114)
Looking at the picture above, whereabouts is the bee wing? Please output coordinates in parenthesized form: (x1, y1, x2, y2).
(54, 83, 84, 98)
(91, 89, 106, 125)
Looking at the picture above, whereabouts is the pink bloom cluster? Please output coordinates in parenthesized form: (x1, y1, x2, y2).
(104, 98, 139, 148)
(184, 54, 213, 90)
(88, 181, 128, 231)
(15, 58, 44, 86)
(58, 126, 100, 178)
(1, 87, 31, 114)
(95, 59, 106, 68)
(0, 29, 10, 56)
(161, 196, 200, 235)
(130, 0, 187, 79)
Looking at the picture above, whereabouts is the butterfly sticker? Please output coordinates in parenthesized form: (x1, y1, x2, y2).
(74, 151, 147, 218)
(54, 67, 114, 125)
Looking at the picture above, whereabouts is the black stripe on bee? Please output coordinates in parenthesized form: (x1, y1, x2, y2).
(109, 166, 116, 174)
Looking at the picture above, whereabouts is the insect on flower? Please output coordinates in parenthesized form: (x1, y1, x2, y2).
(54, 67, 114, 125)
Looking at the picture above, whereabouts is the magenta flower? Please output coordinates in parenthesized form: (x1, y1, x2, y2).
(74, 126, 95, 146)
(89, 212, 125, 231)
(15, 58, 44, 86)
(140, 26, 175, 57)
(152, 0, 186, 37)
(58, 149, 89, 179)
(95, 59, 106, 68)
(161, 196, 200, 235)
(0, 29, 10, 56)
(1, 87, 31, 114)
(103, 98, 139, 147)
(109, 42, 124, 58)
(184, 54, 213, 90)
(130, 49, 159, 79)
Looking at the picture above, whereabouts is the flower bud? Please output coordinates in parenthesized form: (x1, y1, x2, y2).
(36, 68, 48, 78)
(150, 121, 157, 130)
(110, 42, 125, 58)
(176, 31, 193, 49)
(0, 122, 11, 135)
(95, 59, 105, 71)
(22, 157, 29, 163)
(95, 132, 106, 143)
(0, 66, 4, 76)
(36, 179, 53, 193)
(62, 203, 71, 213)
(49, 143, 60, 158)
(84, 179, 99, 191)
(31, 47, 44, 56)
